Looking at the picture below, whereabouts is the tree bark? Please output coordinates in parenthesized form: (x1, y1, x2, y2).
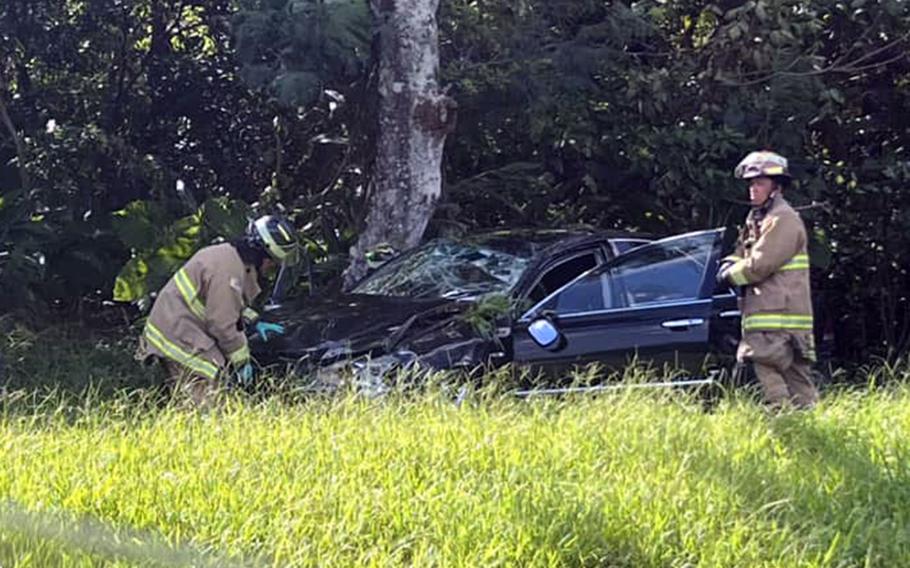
(343, 0, 457, 288)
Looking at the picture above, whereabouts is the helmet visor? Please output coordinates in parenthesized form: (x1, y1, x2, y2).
(254, 219, 301, 266)
(735, 162, 764, 179)
(280, 243, 301, 267)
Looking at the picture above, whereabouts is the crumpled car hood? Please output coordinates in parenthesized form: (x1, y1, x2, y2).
(250, 293, 493, 372)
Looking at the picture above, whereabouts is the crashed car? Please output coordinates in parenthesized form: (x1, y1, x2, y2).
(249, 228, 742, 391)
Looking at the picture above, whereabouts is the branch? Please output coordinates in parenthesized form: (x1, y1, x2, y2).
(728, 50, 808, 79)
(313, 146, 353, 201)
(0, 77, 30, 190)
(718, 31, 910, 87)
(835, 30, 910, 68)
(833, 52, 908, 75)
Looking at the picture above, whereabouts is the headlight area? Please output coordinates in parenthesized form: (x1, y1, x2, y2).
(314, 351, 419, 397)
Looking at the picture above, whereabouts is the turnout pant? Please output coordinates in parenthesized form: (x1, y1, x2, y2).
(737, 331, 819, 408)
(161, 359, 223, 408)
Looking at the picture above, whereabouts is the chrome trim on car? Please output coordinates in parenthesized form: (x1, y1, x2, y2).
(661, 318, 706, 329)
(520, 298, 714, 323)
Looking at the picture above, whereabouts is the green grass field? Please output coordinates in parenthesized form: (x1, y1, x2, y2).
(1, 324, 910, 566)
(3, 384, 910, 567)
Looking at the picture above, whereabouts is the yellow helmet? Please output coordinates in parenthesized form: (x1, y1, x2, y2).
(734, 151, 791, 179)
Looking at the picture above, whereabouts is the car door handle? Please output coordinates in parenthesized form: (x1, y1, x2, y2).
(719, 310, 741, 319)
(661, 318, 705, 330)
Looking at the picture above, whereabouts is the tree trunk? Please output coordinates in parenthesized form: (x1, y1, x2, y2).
(343, 0, 457, 289)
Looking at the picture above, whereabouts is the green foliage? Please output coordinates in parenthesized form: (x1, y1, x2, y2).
(0, 0, 365, 316)
(232, 0, 371, 107)
(459, 293, 513, 338)
(0, 187, 126, 316)
(0, 188, 52, 310)
(110, 201, 172, 252)
(111, 197, 252, 303)
(2, 0, 909, 361)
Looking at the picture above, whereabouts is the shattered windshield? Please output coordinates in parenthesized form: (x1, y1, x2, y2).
(352, 238, 545, 299)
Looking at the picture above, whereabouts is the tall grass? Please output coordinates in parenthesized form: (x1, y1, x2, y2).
(3, 324, 910, 566)
(1, 382, 910, 567)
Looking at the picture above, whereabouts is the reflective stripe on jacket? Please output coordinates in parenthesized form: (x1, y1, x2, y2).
(139, 243, 261, 377)
(725, 197, 815, 354)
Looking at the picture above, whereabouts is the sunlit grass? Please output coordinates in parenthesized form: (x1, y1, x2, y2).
(1, 379, 910, 567)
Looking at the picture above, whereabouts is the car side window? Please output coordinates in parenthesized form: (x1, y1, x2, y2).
(612, 239, 650, 255)
(543, 232, 715, 315)
(552, 271, 619, 314)
(612, 235, 712, 307)
(526, 252, 599, 306)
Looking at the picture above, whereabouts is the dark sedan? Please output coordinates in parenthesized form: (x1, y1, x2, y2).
(249, 228, 740, 392)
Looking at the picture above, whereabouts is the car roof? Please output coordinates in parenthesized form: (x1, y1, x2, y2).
(458, 228, 656, 261)
(470, 227, 651, 241)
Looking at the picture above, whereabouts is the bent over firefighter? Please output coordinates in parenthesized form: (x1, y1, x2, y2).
(136, 215, 298, 404)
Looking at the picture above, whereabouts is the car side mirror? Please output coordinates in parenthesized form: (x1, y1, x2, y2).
(528, 317, 564, 352)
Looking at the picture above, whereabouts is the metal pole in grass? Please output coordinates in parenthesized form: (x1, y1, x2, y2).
(511, 375, 718, 398)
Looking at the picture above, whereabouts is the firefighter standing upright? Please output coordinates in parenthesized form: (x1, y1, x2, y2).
(136, 215, 299, 404)
(719, 151, 820, 408)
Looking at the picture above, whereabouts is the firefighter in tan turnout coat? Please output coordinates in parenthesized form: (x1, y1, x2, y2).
(719, 151, 820, 408)
(137, 215, 298, 403)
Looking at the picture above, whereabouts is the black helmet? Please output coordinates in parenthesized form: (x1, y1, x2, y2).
(246, 215, 299, 265)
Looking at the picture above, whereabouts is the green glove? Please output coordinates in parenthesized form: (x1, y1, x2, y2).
(254, 321, 285, 341)
(235, 363, 254, 388)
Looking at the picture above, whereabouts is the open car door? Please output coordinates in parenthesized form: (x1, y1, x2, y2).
(513, 229, 727, 378)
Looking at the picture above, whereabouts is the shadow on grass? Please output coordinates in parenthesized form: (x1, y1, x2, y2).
(0, 502, 258, 568)
(694, 400, 910, 564)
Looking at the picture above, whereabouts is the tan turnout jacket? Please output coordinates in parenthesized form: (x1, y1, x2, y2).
(138, 243, 261, 379)
(726, 196, 816, 360)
